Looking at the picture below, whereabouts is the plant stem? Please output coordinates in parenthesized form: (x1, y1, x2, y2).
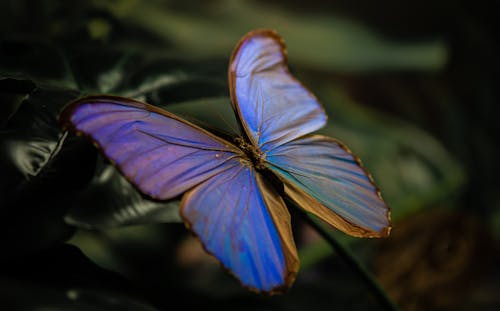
(300, 211, 399, 311)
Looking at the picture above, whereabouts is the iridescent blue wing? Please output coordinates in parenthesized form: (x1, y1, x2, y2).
(60, 95, 299, 292)
(266, 135, 391, 237)
(229, 29, 327, 153)
(59, 95, 242, 200)
(181, 162, 298, 293)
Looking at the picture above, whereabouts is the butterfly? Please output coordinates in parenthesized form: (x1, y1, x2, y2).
(59, 29, 391, 294)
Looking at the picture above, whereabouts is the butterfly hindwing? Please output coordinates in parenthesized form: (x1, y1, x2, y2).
(229, 29, 327, 153)
(266, 135, 391, 237)
(60, 96, 241, 200)
(181, 162, 298, 293)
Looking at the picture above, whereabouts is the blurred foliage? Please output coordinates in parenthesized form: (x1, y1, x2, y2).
(0, 0, 499, 310)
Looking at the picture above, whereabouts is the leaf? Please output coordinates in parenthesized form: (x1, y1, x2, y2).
(0, 38, 79, 90)
(0, 244, 158, 311)
(65, 47, 139, 93)
(0, 87, 95, 204)
(65, 157, 181, 230)
(0, 87, 97, 258)
(109, 0, 448, 72)
(0, 78, 35, 128)
(115, 56, 228, 102)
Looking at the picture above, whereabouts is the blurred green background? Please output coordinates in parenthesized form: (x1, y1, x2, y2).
(0, 0, 498, 310)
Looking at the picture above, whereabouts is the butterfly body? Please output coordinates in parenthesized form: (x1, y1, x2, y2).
(233, 136, 267, 169)
(60, 29, 391, 294)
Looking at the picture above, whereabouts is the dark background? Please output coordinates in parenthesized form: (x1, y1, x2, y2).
(0, 1, 498, 310)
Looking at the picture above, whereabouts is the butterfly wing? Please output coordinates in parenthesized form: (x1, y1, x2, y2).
(181, 162, 298, 293)
(61, 95, 299, 292)
(266, 135, 391, 237)
(59, 95, 242, 200)
(229, 29, 327, 153)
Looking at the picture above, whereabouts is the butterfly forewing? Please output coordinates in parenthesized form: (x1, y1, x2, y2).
(229, 29, 327, 153)
(60, 96, 242, 200)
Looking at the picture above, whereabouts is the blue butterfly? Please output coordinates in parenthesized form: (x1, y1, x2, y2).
(60, 29, 391, 294)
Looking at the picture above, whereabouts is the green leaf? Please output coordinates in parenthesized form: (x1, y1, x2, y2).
(65, 157, 181, 230)
(109, 0, 448, 72)
(65, 46, 139, 93)
(116, 56, 228, 102)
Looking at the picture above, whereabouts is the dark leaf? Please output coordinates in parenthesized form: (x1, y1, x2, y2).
(65, 157, 181, 230)
(0, 87, 95, 202)
(116, 56, 228, 102)
(0, 38, 79, 89)
(0, 78, 35, 128)
(0, 87, 96, 258)
(0, 244, 158, 311)
(65, 46, 140, 93)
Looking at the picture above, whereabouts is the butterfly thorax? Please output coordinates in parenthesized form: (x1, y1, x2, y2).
(234, 136, 266, 170)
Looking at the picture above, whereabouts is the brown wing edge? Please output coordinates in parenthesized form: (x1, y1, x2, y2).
(273, 134, 392, 238)
(179, 170, 299, 295)
(227, 29, 327, 148)
(255, 172, 300, 291)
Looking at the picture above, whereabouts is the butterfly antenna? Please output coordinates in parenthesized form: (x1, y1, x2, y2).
(216, 110, 238, 136)
(177, 112, 235, 142)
